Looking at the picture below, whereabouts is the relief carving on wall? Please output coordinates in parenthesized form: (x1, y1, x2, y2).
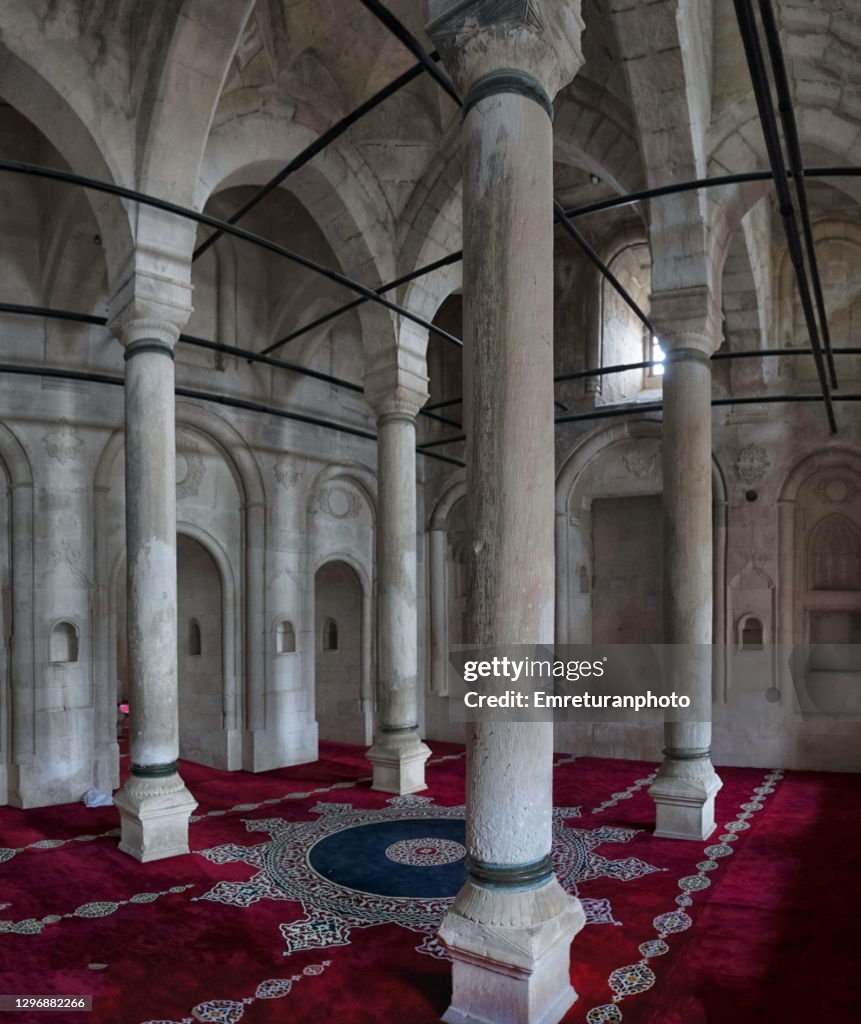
(274, 457, 301, 490)
(176, 433, 206, 501)
(43, 537, 91, 587)
(623, 448, 659, 480)
(735, 444, 770, 485)
(313, 486, 361, 520)
(815, 477, 859, 504)
(43, 420, 84, 465)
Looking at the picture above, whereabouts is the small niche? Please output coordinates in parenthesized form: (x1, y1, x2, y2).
(50, 621, 79, 664)
(276, 619, 296, 654)
(188, 618, 202, 656)
(740, 616, 764, 652)
(322, 617, 338, 652)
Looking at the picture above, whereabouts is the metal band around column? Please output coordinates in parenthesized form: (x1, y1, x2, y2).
(662, 748, 712, 761)
(124, 340, 176, 362)
(466, 853, 554, 891)
(130, 761, 178, 778)
(463, 69, 554, 121)
(665, 347, 712, 367)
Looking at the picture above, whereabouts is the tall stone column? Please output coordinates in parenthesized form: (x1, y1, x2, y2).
(366, 384, 431, 793)
(648, 287, 723, 840)
(428, 4, 586, 1023)
(113, 312, 197, 861)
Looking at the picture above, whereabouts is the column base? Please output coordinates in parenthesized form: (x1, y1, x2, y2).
(439, 877, 585, 1024)
(367, 730, 430, 794)
(649, 758, 723, 841)
(114, 772, 198, 862)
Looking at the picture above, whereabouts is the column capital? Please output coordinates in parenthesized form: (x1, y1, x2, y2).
(364, 362, 429, 419)
(427, 0, 584, 104)
(108, 266, 193, 350)
(650, 285, 722, 357)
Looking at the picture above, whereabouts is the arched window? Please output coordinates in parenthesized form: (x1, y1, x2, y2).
(276, 619, 296, 654)
(740, 616, 764, 651)
(188, 618, 202, 656)
(322, 617, 338, 652)
(50, 621, 79, 663)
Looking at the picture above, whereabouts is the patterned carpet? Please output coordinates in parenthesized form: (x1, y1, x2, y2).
(0, 742, 857, 1023)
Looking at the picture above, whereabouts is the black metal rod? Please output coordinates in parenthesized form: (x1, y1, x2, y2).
(180, 331, 364, 392)
(0, 361, 465, 467)
(245, 165, 861, 359)
(424, 397, 463, 411)
(193, 59, 428, 261)
(261, 251, 463, 355)
(0, 159, 463, 350)
(0, 300, 457, 431)
(417, 433, 466, 449)
(563, 166, 861, 220)
(357, 0, 460, 106)
(420, 409, 463, 429)
(554, 393, 861, 426)
(732, 0, 835, 433)
(757, 0, 837, 388)
(0, 301, 365, 394)
(6, 300, 855, 399)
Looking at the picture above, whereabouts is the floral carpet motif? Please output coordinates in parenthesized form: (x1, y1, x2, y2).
(195, 794, 660, 960)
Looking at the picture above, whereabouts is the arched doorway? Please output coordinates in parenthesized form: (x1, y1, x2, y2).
(177, 534, 225, 767)
(314, 560, 365, 745)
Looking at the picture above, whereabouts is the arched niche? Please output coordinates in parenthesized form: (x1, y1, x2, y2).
(275, 619, 296, 654)
(50, 620, 79, 664)
(555, 420, 728, 693)
(95, 406, 260, 771)
(313, 559, 369, 746)
(777, 448, 861, 704)
(728, 559, 776, 696)
(177, 533, 230, 769)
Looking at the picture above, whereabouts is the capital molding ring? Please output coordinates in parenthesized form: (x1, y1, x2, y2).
(463, 69, 554, 121)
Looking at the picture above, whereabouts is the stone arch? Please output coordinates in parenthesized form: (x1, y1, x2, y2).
(776, 447, 861, 698)
(0, 421, 35, 806)
(94, 403, 266, 765)
(554, 78, 644, 194)
(555, 420, 727, 695)
(311, 551, 374, 746)
(775, 217, 861, 385)
(707, 103, 861, 283)
(176, 522, 240, 769)
(0, 18, 133, 291)
(198, 119, 400, 366)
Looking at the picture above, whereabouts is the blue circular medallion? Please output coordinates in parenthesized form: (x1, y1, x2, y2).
(307, 817, 467, 898)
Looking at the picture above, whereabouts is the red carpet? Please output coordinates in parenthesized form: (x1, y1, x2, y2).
(0, 743, 857, 1023)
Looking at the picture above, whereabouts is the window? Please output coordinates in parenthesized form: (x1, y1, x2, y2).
(50, 621, 79, 663)
(649, 336, 665, 377)
(322, 617, 338, 651)
(276, 619, 296, 654)
(188, 618, 202, 656)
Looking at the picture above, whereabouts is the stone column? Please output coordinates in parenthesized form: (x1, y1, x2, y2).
(429, 526, 449, 695)
(366, 386, 431, 793)
(428, 4, 585, 1023)
(113, 315, 197, 861)
(648, 287, 723, 840)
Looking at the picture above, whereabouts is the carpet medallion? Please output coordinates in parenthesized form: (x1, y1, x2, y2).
(196, 793, 660, 962)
